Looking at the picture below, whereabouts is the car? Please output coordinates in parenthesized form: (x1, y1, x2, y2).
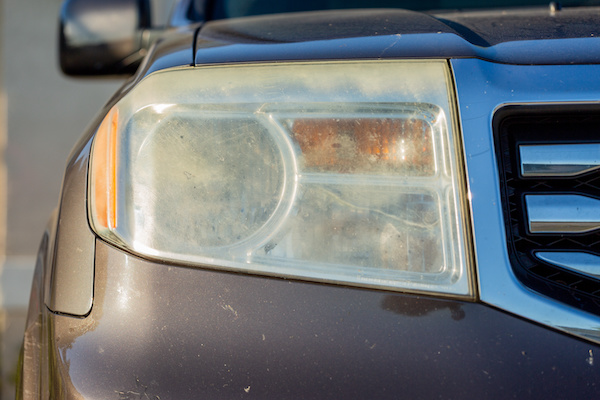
(17, 0, 600, 398)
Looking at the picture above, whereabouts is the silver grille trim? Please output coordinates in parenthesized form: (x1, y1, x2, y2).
(520, 143, 600, 177)
(526, 194, 600, 233)
(452, 58, 600, 345)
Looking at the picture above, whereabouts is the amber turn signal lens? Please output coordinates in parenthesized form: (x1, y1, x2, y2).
(291, 118, 434, 175)
(91, 108, 118, 230)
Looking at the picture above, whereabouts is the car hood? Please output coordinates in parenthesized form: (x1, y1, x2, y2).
(194, 7, 600, 65)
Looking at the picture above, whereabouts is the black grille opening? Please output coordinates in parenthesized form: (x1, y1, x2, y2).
(494, 105, 600, 316)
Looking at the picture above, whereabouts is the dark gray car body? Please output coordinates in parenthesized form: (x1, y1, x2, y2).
(18, 3, 600, 398)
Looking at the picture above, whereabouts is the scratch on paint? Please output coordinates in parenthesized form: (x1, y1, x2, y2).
(379, 34, 402, 57)
(221, 304, 239, 319)
(115, 376, 160, 399)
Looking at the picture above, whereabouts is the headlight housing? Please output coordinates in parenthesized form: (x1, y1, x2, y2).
(90, 61, 474, 297)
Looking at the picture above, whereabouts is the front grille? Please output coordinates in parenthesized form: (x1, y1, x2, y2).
(495, 105, 600, 316)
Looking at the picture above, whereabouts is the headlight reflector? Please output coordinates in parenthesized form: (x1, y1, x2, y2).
(89, 61, 473, 297)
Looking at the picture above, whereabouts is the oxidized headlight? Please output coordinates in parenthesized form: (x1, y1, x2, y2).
(90, 61, 473, 297)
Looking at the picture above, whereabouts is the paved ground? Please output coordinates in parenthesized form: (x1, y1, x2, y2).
(1, 258, 34, 398)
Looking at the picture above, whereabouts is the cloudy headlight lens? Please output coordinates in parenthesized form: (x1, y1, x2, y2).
(90, 61, 473, 297)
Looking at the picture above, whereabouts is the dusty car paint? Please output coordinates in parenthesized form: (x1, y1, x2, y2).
(38, 240, 600, 398)
(194, 8, 600, 65)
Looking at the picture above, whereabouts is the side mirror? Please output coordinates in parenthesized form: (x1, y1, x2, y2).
(59, 0, 152, 76)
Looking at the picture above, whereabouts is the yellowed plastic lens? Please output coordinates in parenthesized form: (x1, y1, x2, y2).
(91, 108, 118, 230)
(290, 117, 434, 174)
(87, 61, 472, 298)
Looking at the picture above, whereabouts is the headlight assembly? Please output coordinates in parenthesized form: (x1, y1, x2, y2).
(90, 61, 474, 297)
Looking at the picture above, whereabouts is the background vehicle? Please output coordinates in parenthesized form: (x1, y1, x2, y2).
(18, 0, 600, 398)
